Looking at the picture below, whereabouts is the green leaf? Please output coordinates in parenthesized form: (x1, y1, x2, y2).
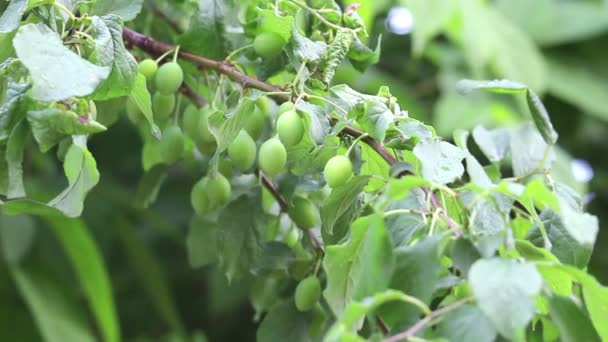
(326, 289, 428, 340)
(380, 236, 443, 329)
(468, 258, 542, 339)
(359, 100, 392, 141)
(134, 164, 168, 208)
(89, 15, 138, 100)
(436, 304, 497, 342)
(457, 79, 557, 144)
(9, 263, 96, 342)
(323, 214, 394, 317)
(548, 295, 601, 342)
(46, 217, 119, 342)
(13, 23, 110, 101)
(2, 199, 65, 217)
(290, 25, 327, 62)
(413, 140, 466, 185)
(0, 0, 26, 33)
(471, 125, 510, 163)
(5, 119, 28, 198)
(509, 123, 553, 177)
(26, 107, 106, 152)
(466, 194, 512, 257)
(387, 176, 430, 200)
(527, 208, 597, 268)
(384, 191, 428, 248)
(404, 0, 456, 55)
(0, 77, 31, 142)
(129, 73, 161, 139)
(347, 36, 381, 72)
(178, 0, 229, 60)
(257, 301, 312, 342)
(541, 265, 608, 341)
(47, 138, 100, 217)
(91, 0, 144, 21)
(295, 101, 330, 145)
(451, 238, 481, 277)
(213, 194, 269, 281)
(321, 176, 369, 243)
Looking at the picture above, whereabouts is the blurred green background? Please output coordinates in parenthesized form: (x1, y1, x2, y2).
(1, 0, 607, 340)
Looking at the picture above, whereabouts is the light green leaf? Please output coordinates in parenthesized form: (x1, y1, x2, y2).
(347, 35, 381, 72)
(548, 295, 601, 342)
(91, 0, 144, 21)
(527, 208, 597, 268)
(13, 23, 110, 101)
(46, 217, 119, 342)
(386, 176, 430, 200)
(129, 73, 161, 139)
(359, 100, 392, 141)
(380, 236, 443, 329)
(468, 258, 542, 339)
(457, 79, 557, 144)
(26, 107, 106, 152)
(0, 0, 26, 33)
(90, 15, 138, 100)
(323, 214, 394, 317)
(509, 123, 553, 177)
(208, 97, 256, 152)
(413, 140, 466, 185)
(47, 138, 100, 217)
(295, 101, 330, 145)
(471, 125, 510, 163)
(436, 304, 497, 342)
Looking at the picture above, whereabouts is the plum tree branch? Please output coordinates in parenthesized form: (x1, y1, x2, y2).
(122, 27, 399, 167)
(382, 298, 471, 342)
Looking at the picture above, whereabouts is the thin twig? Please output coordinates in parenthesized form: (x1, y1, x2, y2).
(260, 173, 289, 213)
(382, 299, 471, 342)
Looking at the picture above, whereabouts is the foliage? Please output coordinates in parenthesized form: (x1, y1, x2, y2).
(0, 0, 606, 341)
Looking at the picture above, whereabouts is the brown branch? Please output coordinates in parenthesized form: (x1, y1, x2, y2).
(261, 173, 289, 212)
(382, 299, 470, 342)
(122, 27, 402, 169)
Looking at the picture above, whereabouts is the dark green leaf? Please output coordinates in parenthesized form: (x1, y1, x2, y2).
(548, 295, 601, 342)
(321, 176, 369, 242)
(436, 304, 497, 342)
(290, 25, 327, 62)
(323, 214, 394, 317)
(187, 215, 219, 268)
(347, 35, 381, 72)
(0, 214, 35, 266)
(5, 119, 28, 198)
(380, 236, 443, 329)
